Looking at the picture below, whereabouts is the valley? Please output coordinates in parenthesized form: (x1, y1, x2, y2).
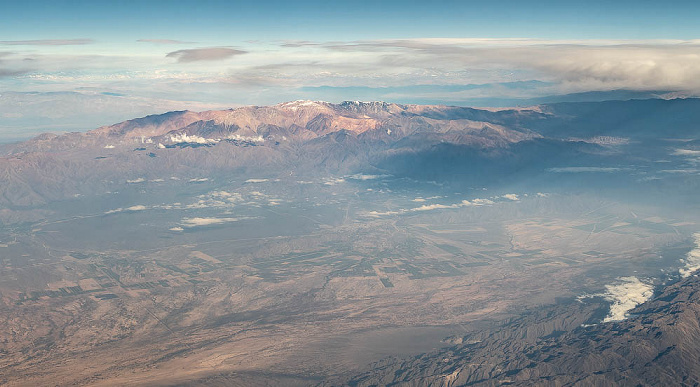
(0, 99, 698, 385)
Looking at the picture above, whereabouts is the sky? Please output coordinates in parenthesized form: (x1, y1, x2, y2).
(1, 0, 700, 140)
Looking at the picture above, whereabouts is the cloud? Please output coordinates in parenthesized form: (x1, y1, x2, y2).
(279, 40, 322, 48)
(9, 37, 700, 136)
(180, 217, 241, 228)
(126, 178, 145, 183)
(0, 68, 30, 78)
(292, 38, 700, 93)
(166, 47, 247, 63)
(347, 173, 389, 180)
(660, 169, 699, 174)
(169, 133, 264, 145)
(502, 193, 519, 201)
(0, 53, 31, 77)
(601, 277, 654, 323)
(679, 233, 700, 278)
(0, 39, 93, 45)
(104, 204, 148, 214)
(137, 39, 192, 44)
(366, 210, 401, 216)
(365, 196, 498, 217)
(245, 178, 269, 183)
(469, 198, 495, 206)
(323, 178, 346, 185)
(547, 167, 624, 173)
(411, 203, 462, 211)
(674, 149, 700, 156)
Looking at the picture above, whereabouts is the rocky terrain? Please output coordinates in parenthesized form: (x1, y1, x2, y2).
(333, 272, 700, 387)
(1, 98, 698, 210)
(0, 99, 698, 386)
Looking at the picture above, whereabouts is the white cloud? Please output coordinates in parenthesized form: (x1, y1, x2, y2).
(347, 174, 389, 180)
(323, 178, 346, 186)
(189, 178, 209, 182)
(547, 167, 624, 173)
(366, 210, 401, 217)
(325, 38, 700, 93)
(168, 133, 265, 145)
(502, 194, 519, 201)
(138, 39, 192, 45)
(104, 145, 115, 149)
(226, 134, 264, 143)
(7, 39, 700, 140)
(602, 277, 654, 323)
(660, 169, 700, 174)
(126, 177, 145, 183)
(169, 226, 184, 231)
(166, 47, 247, 63)
(365, 196, 498, 217)
(412, 198, 426, 202)
(170, 133, 218, 144)
(0, 39, 94, 46)
(105, 204, 148, 214)
(245, 178, 269, 183)
(180, 217, 241, 228)
(410, 203, 462, 211)
(674, 149, 700, 156)
(470, 198, 495, 206)
(680, 233, 700, 278)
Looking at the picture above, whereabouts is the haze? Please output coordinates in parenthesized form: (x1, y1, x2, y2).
(1, 1, 699, 386)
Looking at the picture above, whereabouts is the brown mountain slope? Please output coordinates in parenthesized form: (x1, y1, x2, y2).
(0, 101, 538, 207)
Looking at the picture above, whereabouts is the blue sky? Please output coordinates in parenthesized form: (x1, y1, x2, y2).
(2, 0, 699, 41)
(1, 0, 700, 140)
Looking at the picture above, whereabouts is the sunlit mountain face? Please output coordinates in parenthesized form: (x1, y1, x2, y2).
(1, 1, 700, 386)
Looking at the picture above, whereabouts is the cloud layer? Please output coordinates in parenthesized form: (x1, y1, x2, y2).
(138, 39, 192, 45)
(166, 47, 247, 63)
(4, 38, 700, 138)
(0, 39, 93, 46)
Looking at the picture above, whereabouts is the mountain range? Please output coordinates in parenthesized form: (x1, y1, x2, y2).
(2, 98, 698, 210)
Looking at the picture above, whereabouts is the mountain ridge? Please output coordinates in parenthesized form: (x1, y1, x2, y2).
(0, 98, 698, 208)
